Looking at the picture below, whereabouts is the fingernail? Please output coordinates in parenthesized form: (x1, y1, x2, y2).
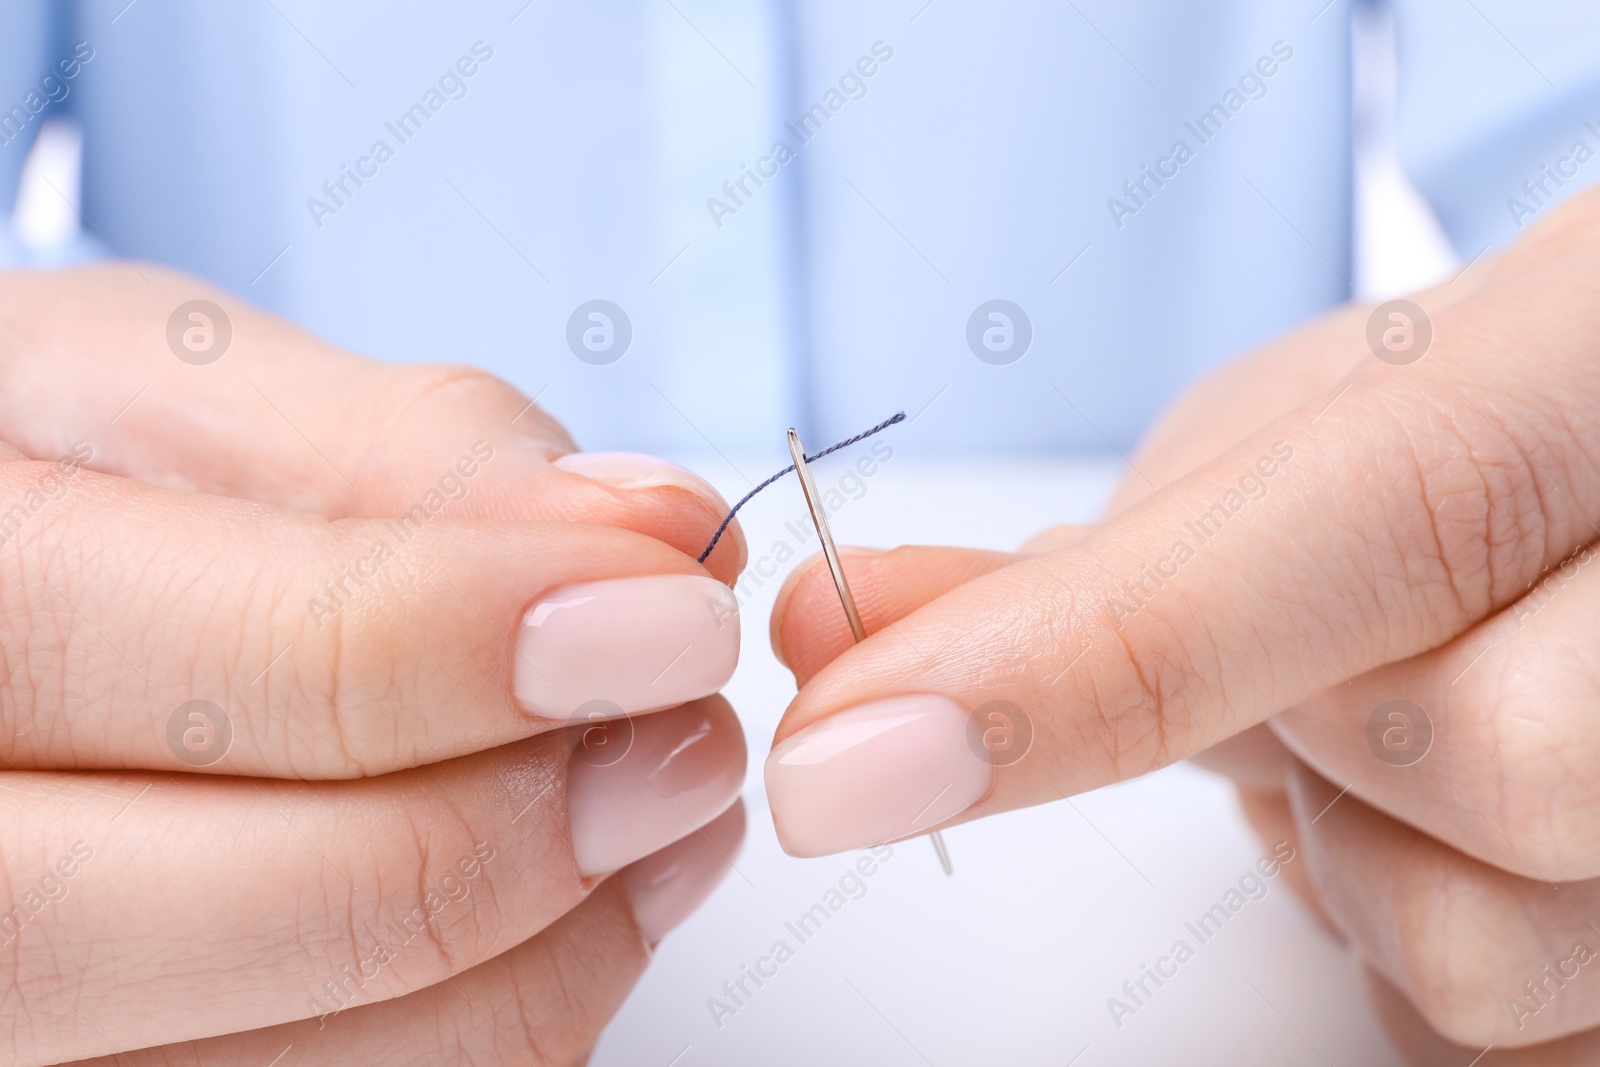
(764, 695, 991, 858)
(619, 800, 746, 943)
(554, 452, 730, 516)
(515, 575, 740, 719)
(567, 701, 746, 876)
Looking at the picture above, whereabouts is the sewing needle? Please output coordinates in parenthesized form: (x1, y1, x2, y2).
(786, 427, 953, 877)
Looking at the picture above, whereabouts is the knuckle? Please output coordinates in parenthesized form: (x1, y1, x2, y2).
(1391, 869, 1510, 1044)
(285, 520, 412, 778)
(2, 469, 148, 759)
(380, 363, 528, 430)
(1409, 382, 1557, 603)
(1330, 379, 1553, 649)
(1393, 392, 1532, 617)
(374, 363, 573, 454)
(1022, 555, 1218, 777)
(495, 886, 644, 1063)
(1474, 641, 1600, 879)
(321, 808, 508, 1006)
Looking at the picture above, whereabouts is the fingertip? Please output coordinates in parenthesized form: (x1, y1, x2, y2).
(566, 695, 746, 877)
(540, 457, 748, 585)
(618, 799, 747, 944)
(772, 546, 1017, 687)
(769, 547, 884, 672)
(552, 451, 731, 516)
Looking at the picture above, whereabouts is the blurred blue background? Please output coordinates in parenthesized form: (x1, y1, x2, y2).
(4, 6, 1600, 1064)
(2, 0, 1597, 455)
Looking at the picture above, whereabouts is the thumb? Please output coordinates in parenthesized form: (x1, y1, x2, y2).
(770, 545, 1019, 685)
(770, 526, 1095, 684)
(763, 191, 1600, 858)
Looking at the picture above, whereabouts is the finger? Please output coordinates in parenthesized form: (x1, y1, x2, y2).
(616, 796, 746, 948)
(1016, 523, 1094, 555)
(0, 464, 740, 776)
(1232, 780, 1336, 936)
(61, 803, 746, 1067)
(765, 189, 1600, 857)
(771, 531, 1090, 683)
(1363, 967, 1600, 1067)
(0, 264, 746, 580)
(770, 546, 1017, 683)
(1272, 538, 1600, 881)
(5, 699, 745, 1064)
(1189, 723, 1300, 793)
(1187, 717, 1332, 926)
(1288, 763, 1600, 1048)
(64, 883, 646, 1067)
(1105, 264, 1498, 517)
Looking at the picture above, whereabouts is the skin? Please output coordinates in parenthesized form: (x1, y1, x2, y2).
(772, 184, 1600, 1054)
(0, 265, 747, 1066)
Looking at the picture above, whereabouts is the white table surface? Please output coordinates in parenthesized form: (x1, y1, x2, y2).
(592, 454, 1408, 1067)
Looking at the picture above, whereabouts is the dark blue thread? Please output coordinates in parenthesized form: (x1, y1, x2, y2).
(697, 411, 906, 563)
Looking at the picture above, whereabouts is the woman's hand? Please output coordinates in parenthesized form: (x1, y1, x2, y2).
(0, 264, 747, 1065)
(767, 184, 1600, 1055)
